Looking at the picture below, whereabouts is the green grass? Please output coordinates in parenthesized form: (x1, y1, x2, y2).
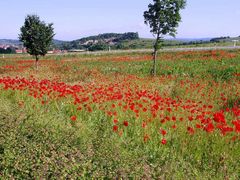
(0, 90, 239, 179)
(0, 50, 240, 178)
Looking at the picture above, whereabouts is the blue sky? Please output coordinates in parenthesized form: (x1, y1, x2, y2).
(0, 0, 240, 40)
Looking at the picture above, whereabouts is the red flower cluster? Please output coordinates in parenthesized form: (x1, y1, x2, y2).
(0, 75, 239, 143)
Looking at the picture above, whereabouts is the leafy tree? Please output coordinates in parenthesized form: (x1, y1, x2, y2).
(19, 15, 54, 69)
(88, 42, 108, 51)
(144, 0, 186, 76)
(0, 47, 16, 54)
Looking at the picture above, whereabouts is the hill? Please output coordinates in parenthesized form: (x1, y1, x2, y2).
(0, 39, 22, 45)
(0, 39, 67, 46)
(210, 36, 240, 42)
(58, 32, 140, 51)
(57, 33, 213, 51)
(2, 34, 240, 52)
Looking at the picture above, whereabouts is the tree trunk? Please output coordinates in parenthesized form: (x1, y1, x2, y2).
(35, 55, 39, 70)
(151, 36, 159, 76)
(152, 46, 157, 76)
(151, 24, 162, 76)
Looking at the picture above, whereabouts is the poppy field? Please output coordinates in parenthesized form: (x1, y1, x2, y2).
(0, 50, 239, 179)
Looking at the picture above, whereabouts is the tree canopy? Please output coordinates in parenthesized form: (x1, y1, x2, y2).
(19, 15, 54, 64)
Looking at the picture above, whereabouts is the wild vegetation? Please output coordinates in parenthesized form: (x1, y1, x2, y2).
(0, 49, 239, 179)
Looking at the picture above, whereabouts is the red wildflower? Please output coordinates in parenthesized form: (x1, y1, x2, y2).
(187, 127, 195, 135)
(161, 138, 167, 145)
(172, 125, 177, 129)
(208, 105, 213, 109)
(113, 125, 118, 132)
(196, 124, 202, 129)
(71, 115, 77, 121)
(188, 116, 194, 121)
(213, 111, 226, 124)
(232, 120, 240, 133)
(160, 129, 167, 136)
(172, 116, 176, 121)
(144, 134, 150, 142)
(142, 121, 147, 128)
(123, 120, 129, 127)
(220, 126, 234, 136)
(204, 123, 215, 133)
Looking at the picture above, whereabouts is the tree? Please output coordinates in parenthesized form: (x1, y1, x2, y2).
(0, 47, 16, 54)
(19, 15, 55, 69)
(88, 42, 108, 51)
(144, 0, 186, 76)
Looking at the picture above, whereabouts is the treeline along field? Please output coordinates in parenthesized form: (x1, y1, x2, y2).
(0, 49, 239, 178)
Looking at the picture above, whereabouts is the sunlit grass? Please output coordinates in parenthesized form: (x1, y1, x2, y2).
(0, 50, 239, 178)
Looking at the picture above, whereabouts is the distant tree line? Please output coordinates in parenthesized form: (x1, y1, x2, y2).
(78, 32, 139, 43)
(210, 36, 230, 43)
(0, 47, 16, 54)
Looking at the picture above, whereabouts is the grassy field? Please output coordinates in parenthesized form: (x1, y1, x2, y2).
(0, 50, 239, 179)
(118, 38, 239, 49)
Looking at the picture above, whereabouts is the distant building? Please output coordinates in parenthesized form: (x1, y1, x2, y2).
(47, 51, 54, 54)
(16, 49, 23, 54)
(68, 49, 86, 53)
(0, 45, 10, 49)
(15, 48, 27, 54)
(53, 49, 62, 54)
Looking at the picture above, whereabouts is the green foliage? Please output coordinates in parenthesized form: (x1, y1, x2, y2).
(0, 47, 16, 54)
(144, 0, 186, 37)
(19, 14, 55, 60)
(88, 42, 108, 51)
(78, 32, 139, 44)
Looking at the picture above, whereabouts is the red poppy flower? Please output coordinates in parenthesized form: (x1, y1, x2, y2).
(187, 127, 194, 135)
(71, 115, 77, 121)
(204, 123, 214, 133)
(113, 125, 118, 132)
(142, 122, 147, 128)
(144, 134, 150, 142)
(161, 138, 167, 145)
(123, 120, 129, 127)
(160, 129, 167, 136)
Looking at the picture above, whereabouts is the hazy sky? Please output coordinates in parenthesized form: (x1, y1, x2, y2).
(0, 0, 239, 40)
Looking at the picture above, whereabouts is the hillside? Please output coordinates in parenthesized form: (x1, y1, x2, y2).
(58, 32, 140, 51)
(0, 39, 22, 45)
(210, 36, 240, 42)
(57, 33, 212, 51)
(0, 32, 140, 51)
(2, 34, 240, 52)
(0, 39, 67, 46)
